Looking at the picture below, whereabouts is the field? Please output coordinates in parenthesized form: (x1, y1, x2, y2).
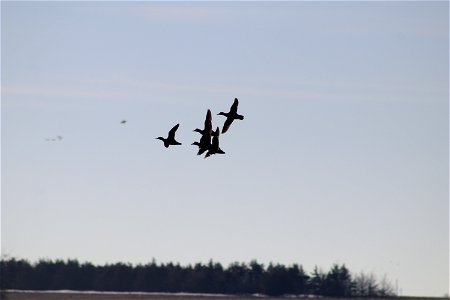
(2, 291, 286, 300)
(2, 291, 448, 300)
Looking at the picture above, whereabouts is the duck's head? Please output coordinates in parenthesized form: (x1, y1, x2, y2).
(156, 137, 165, 141)
(217, 112, 227, 116)
(193, 128, 203, 133)
(191, 142, 200, 146)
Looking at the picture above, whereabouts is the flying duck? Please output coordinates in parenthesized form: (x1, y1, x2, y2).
(205, 127, 225, 158)
(192, 110, 213, 155)
(218, 98, 244, 134)
(193, 109, 213, 136)
(192, 134, 211, 156)
(156, 124, 182, 148)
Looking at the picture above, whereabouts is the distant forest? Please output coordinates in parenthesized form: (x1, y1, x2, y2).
(1, 258, 396, 297)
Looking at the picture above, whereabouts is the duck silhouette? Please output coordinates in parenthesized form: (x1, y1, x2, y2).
(193, 109, 213, 136)
(218, 98, 244, 134)
(192, 134, 210, 155)
(205, 127, 225, 158)
(156, 124, 182, 148)
(192, 110, 213, 155)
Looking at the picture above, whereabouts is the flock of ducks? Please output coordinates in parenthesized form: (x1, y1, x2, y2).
(43, 98, 243, 158)
(156, 98, 244, 158)
(45, 135, 63, 142)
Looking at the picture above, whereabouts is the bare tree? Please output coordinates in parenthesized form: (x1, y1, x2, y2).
(378, 274, 396, 296)
(353, 272, 378, 296)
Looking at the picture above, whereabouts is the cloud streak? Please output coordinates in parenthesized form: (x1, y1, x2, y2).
(2, 84, 124, 100)
(3, 73, 444, 108)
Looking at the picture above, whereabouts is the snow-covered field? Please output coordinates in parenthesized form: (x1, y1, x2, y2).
(2, 290, 286, 300)
(2, 290, 445, 300)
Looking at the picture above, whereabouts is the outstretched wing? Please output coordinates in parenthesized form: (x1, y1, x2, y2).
(199, 133, 211, 145)
(222, 117, 234, 134)
(198, 147, 208, 155)
(168, 123, 180, 139)
(204, 109, 212, 133)
(230, 98, 239, 114)
(212, 127, 221, 146)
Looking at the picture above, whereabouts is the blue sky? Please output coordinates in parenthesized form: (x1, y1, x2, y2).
(2, 1, 449, 297)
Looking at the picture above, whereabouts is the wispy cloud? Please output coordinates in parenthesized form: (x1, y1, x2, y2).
(2, 84, 124, 100)
(1, 79, 338, 106)
(127, 2, 448, 39)
(134, 4, 228, 22)
(3, 71, 445, 108)
(88, 73, 446, 104)
(82, 74, 331, 102)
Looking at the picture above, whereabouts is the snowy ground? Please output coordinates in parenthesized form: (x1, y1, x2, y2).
(2, 290, 294, 300)
(2, 290, 446, 300)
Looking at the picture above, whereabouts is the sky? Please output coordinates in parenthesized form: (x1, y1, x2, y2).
(1, 1, 449, 297)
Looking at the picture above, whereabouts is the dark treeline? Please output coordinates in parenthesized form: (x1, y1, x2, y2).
(0, 258, 396, 297)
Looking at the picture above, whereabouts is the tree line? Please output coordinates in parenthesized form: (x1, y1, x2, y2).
(0, 258, 396, 297)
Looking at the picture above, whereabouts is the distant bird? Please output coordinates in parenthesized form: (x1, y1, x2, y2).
(205, 127, 225, 158)
(192, 129, 218, 155)
(192, 110, 213, 155)
(218, 98, 244, 134)
(45, 135, 63, 142)
(193, 109, 213, 136)
(156, 124, 182, 148)
(194, 128, 218, 137)
(121, 120, 127, 124)
(192, 137, 210, 155)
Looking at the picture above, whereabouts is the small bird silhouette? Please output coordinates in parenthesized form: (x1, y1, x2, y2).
(205, 127, 225, 158)
(121, 120, 127, 124)
(192, 110, 213, 155)
(156, 124, 182, 148)
(218, 98, 244, 134)
(45, 135, 63, 142)
(193, 109, 213, 136)
(192, 136, 210, 155)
